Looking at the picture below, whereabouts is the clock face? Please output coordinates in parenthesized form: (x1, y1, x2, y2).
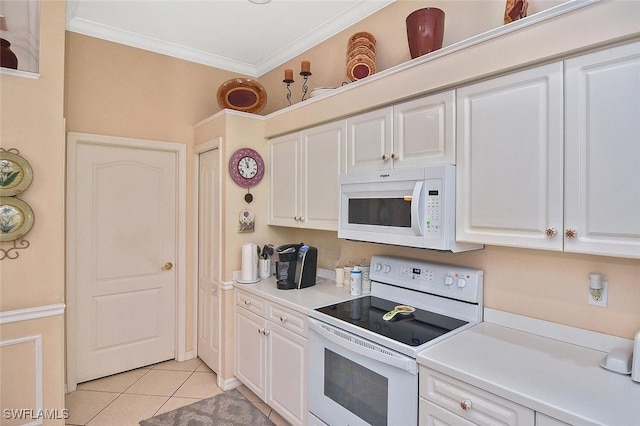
(238, 156, 258, 179)
(229, 148, 264, 188)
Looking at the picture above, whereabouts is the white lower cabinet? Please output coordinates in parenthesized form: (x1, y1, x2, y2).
(235, 289, 307, 426)
(419, 367, 534, 426)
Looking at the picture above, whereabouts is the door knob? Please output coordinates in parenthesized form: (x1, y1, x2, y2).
(161, 262, 173, 270)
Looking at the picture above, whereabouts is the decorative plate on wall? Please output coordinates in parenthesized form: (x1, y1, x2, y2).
(0, 151, 33, 196)
(217, 78, 267, 113)
(0, 196, 34, 242)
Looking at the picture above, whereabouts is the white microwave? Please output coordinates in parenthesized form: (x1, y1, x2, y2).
(338, 165, 482, 252)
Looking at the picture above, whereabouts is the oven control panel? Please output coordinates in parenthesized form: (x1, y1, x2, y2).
(370, 255, 483, 304)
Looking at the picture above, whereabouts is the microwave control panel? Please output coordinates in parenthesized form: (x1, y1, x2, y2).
(424, 178, 443, 237)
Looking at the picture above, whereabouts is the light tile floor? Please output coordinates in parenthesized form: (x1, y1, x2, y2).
(65, 358, 289, 426)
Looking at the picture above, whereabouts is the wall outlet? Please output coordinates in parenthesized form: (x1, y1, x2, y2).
(588, 281, 608, 307)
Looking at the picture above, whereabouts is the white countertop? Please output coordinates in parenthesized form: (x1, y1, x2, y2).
(233, 274, 355, 315)
(417, 321, 640, 426)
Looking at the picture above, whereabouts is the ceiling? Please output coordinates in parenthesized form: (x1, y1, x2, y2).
(65, 0, 394, 77)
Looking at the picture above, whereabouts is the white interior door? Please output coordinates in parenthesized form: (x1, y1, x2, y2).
(70, 135, 179, 383)
(197, 148, 220, 372)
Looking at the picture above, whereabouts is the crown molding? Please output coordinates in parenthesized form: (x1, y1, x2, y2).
(65, 0, 393, 77)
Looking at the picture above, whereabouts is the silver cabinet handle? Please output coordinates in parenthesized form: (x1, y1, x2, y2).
(390, 153, 398, 160)
(280, 315, 288, 322)
(244, 299, 251, 306)
(263, 329, 270, 336)
(381, 154, 390, 161)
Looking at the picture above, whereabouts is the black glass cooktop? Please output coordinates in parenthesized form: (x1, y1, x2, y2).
(316, 296, 468, 347)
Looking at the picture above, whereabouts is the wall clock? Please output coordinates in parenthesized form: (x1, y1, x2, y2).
(229, 148, 265, 203)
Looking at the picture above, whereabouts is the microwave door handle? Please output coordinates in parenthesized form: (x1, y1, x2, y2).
(411, 181, 424, 236)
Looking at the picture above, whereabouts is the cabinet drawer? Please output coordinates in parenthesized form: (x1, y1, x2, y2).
(420, 398, 476, 426)
(420, 368, 534, 426)
(235, 289, 267, 317)
(267, 302, 307, 337)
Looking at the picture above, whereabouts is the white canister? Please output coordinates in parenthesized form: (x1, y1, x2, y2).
(335, 267, 344, 286)
(350, 269, 363, 296)
(343, 265, 353, 285)
(359, 265, 371, 294)
(258, 258, 271, 278)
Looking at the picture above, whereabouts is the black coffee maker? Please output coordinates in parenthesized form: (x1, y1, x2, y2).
(276, 243, 317, 290)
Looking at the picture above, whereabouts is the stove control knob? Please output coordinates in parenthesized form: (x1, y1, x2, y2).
(457, 278, 467, 288)
(444, 274, 455, 286)
(374, 263, 383, 272)
(383, 264, 391, 273)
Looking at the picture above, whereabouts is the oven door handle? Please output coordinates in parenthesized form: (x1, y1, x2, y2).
(410, 181, 423, 236)
(309, 318, 417, 375)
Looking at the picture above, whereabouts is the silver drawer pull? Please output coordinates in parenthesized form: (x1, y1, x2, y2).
(280, 315, 288, 322)
(244, 300, 251, 306)
(264, 329, 271, 336)
(460, 399, 472, 411)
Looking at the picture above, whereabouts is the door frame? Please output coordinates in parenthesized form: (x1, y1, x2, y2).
(65, 132, 187, 392)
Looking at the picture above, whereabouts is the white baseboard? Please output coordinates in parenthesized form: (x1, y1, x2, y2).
(219, 376, 242, 391)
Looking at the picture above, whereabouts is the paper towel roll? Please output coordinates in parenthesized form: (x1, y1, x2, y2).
(241, 243, 258, 281)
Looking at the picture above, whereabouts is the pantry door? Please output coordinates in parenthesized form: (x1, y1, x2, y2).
(67, 133, 184, 385)
(197, 147, 221, 373)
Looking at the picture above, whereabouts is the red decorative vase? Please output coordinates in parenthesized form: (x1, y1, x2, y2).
(1, 38, 18, 69)
(406, 8, 445, 59)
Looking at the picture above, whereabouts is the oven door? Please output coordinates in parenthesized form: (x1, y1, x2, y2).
(308, 317, 418, 426)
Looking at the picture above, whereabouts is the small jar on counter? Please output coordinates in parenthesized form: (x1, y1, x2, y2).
(350, 269, 363, 296)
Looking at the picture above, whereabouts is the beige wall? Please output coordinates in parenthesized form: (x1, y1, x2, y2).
(0, 0, 66, 422)
(4, 0, 634, 407)
(259, 0, 566, 114)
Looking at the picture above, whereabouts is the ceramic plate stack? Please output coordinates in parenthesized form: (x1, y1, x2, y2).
(346, 32, 376, 82)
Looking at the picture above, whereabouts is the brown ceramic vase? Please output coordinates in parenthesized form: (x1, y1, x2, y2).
(1, 38, 18, 69)
(406, 8, 445, 59)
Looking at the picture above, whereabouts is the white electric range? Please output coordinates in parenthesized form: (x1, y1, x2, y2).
(307, 255, 484, 426)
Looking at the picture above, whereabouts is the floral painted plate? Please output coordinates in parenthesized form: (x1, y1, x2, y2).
(0, 151, 33, 196)
(0, 197, 34, 241)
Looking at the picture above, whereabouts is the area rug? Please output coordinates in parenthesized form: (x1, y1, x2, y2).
(139, 389, 274, 426)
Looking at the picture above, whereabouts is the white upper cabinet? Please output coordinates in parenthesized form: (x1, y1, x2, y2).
(457, 40, 640, 258)
(346, 91, 455, 173)
(456, 62, 565, 250)
(564, 41, 640, 258)
(393, 92, 456, 167)
(346, 106, 393, 172)
(268, 120, 345, 230)
(268, 132, 300, 228)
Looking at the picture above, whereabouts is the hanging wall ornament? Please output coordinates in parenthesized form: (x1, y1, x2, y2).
(238, 208, 255, 233)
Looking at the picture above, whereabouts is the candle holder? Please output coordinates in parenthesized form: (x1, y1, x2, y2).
(300, 71, 312, 101)
(283, 77, 295, 106)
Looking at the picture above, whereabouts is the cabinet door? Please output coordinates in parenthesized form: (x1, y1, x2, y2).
(268, 133, 301, 227)
(394, 91, 455, 168)
(235, 307, 266, 400)
(300, 120, 346, 230)
(266, 322, 307, 426)
(346, 106, 393, 172)
(456, 62, 564, 250)
(564, 41, 640, 258)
